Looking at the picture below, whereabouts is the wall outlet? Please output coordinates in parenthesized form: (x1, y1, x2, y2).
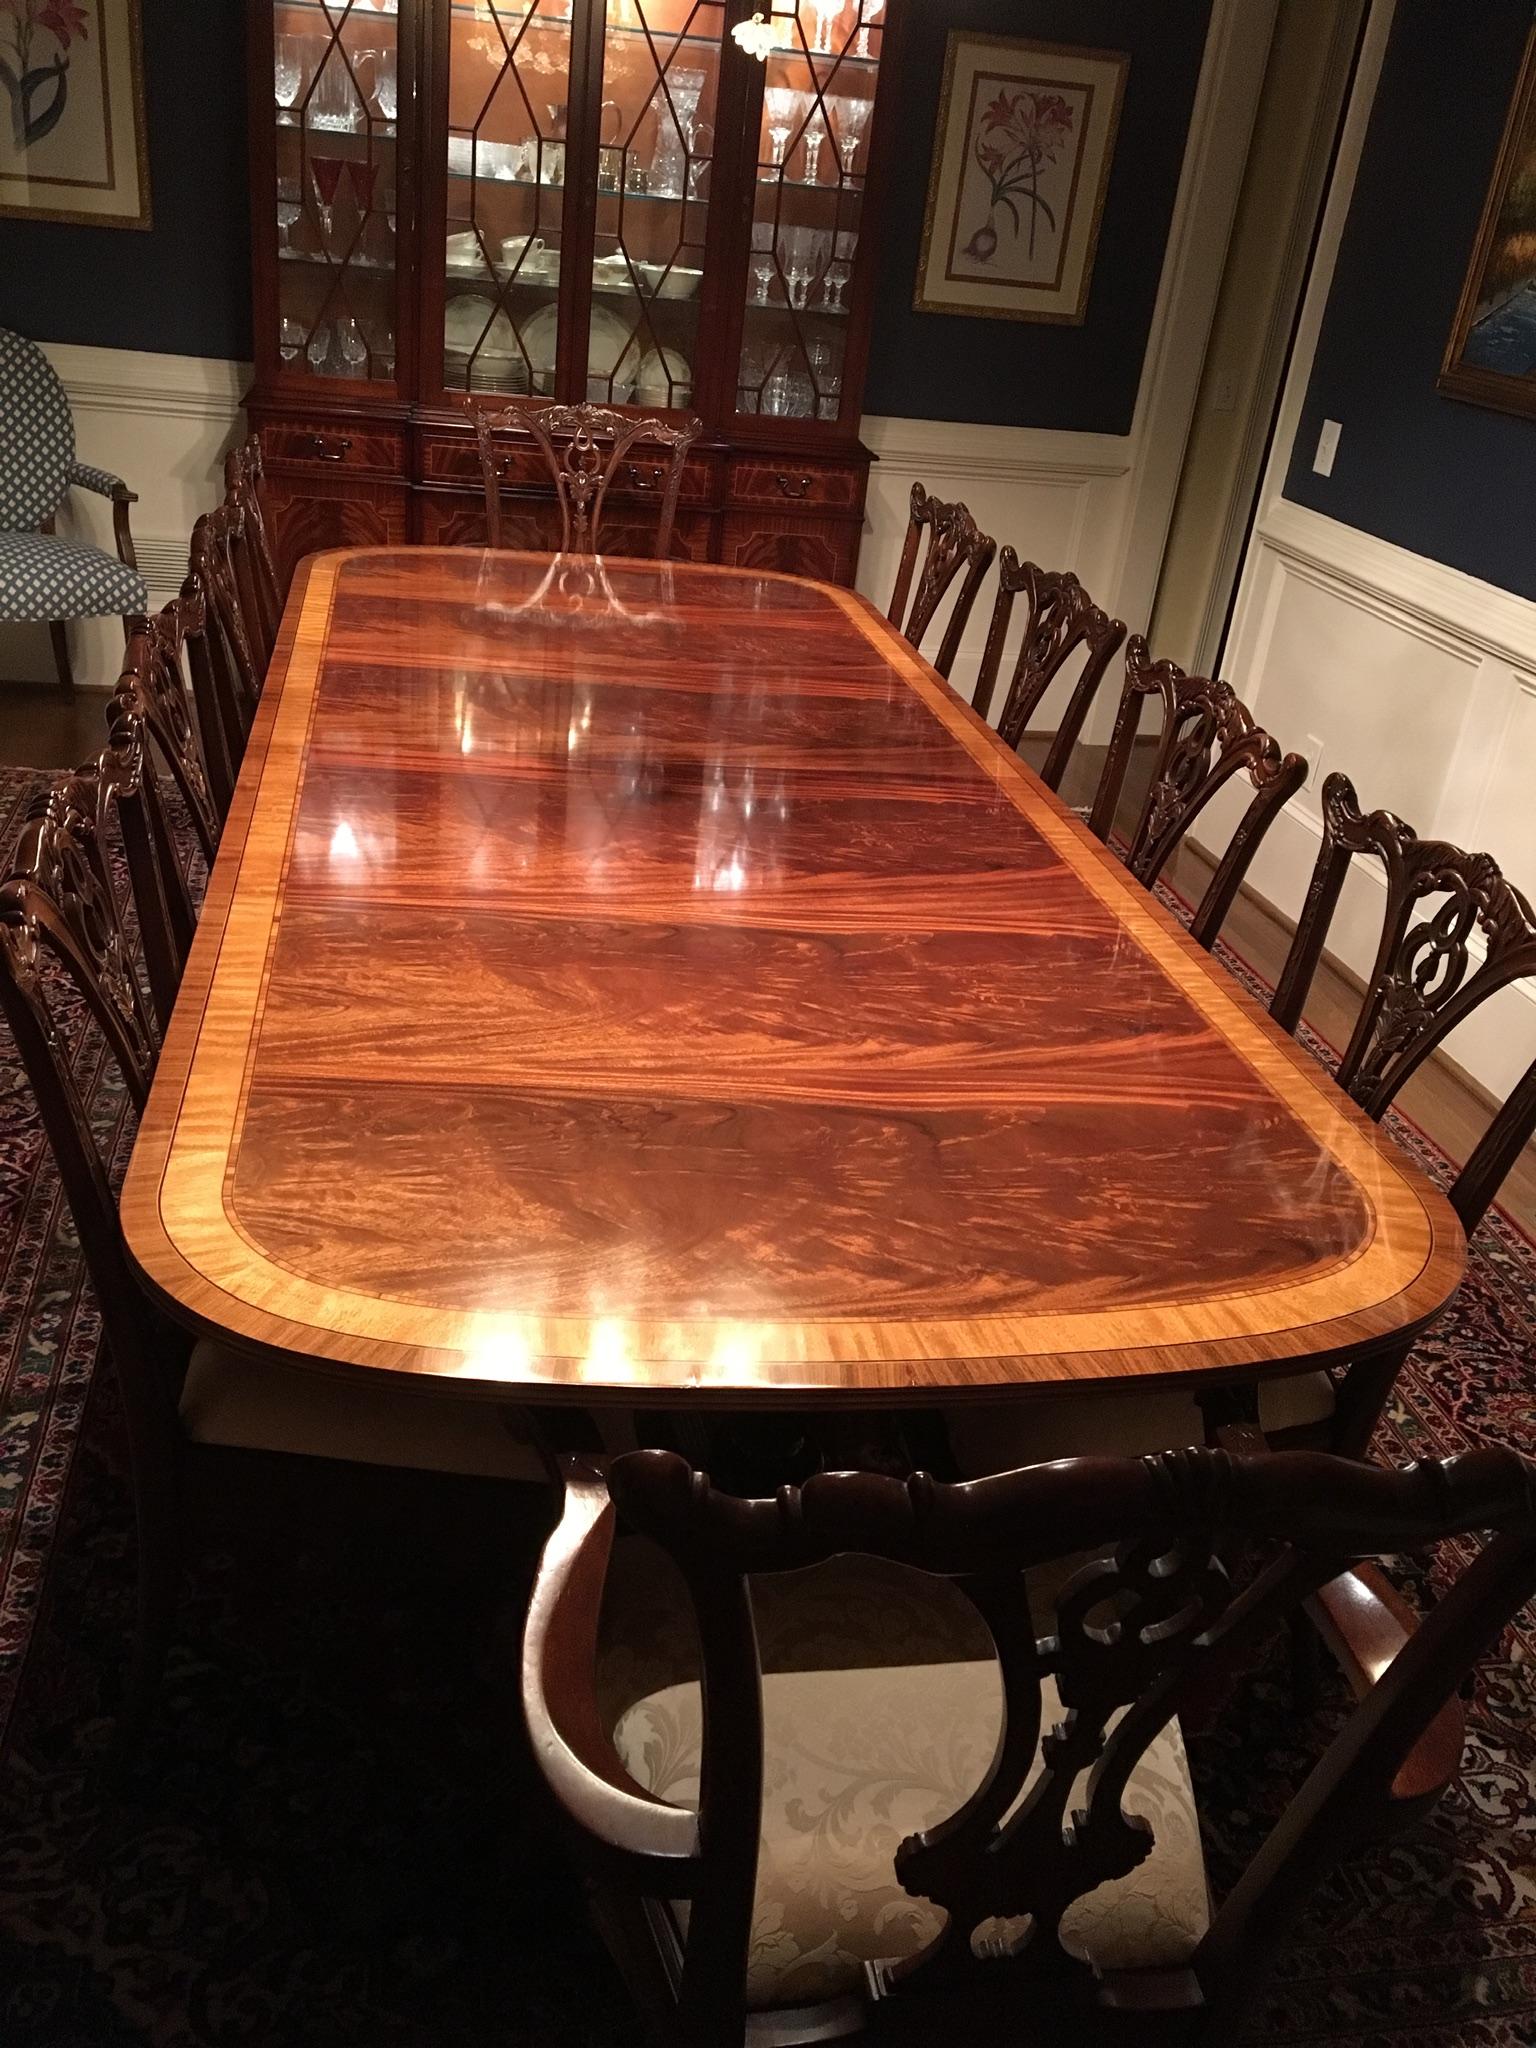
(1313, 419, 1342, 477)
(1304, 734, 1325, 793)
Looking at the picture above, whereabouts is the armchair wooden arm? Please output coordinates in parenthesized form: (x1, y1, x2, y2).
(521, 1455, 699, 1867)
(65, 459, 140, 572)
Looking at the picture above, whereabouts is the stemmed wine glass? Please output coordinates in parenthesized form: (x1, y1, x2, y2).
(749, 219, 776, 304)
(811, 0, 841, 54)
(855, 0, 882, 58)
(279, 315, 305, 363)
(276, 175, 303, 252)
(336, 316, 368, 376)
(781, 224, 827, 309)
(763, 85, 802, 170)
(802, 101, 827, 184)
(823, 227, 856, 309)
(831, 95, 869, 175)
(310, 154, 346, 249)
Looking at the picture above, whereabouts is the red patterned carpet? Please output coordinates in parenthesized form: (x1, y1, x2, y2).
(1, 762, 1535, 2043)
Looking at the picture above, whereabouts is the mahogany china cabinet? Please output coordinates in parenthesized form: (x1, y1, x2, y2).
(247, 0, 903, 583)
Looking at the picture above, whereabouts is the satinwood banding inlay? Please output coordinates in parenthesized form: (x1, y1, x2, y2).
(121, 550, 1465, 1405)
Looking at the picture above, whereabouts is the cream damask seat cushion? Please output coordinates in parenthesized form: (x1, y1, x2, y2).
(612, 1643, 1209, 2011)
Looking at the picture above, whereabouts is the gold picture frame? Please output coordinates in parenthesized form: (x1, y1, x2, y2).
(0, 0, 151, 230)
(914, 32, 1127, 326)
(1440, 25, 1536, 419)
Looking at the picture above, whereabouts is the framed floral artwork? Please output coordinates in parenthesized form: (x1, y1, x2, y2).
(1440, 25, 1536, 419)
(915, 34, 1127, 325)
(0, 0, 150, 228)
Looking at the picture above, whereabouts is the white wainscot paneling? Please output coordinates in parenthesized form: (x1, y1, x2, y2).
(854, 415, 1134, 717)
(1209, 498, 1536, 1103)
(0, 345, 246, 694)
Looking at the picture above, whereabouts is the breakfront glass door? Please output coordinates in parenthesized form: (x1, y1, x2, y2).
(736, 0, 883, 424)
(273, 0, 404, 382)
(442, 0, 577, 397)
(587, 0, 727, 410)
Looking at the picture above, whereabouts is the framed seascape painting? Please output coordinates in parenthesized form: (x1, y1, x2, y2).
(0, 0, 150, 228)
(915, 33, 1127, 325)
(1441, 25, 1536, 418)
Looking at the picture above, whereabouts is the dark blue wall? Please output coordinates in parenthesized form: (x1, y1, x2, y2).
(0, 0, 1207, 429)
(1283, 0, 1536, 599)
(864, 0, 1213, 432)
(0, 0, 251, 362)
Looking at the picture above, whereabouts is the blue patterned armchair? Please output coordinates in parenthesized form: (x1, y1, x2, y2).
(0, 327, 148, 692)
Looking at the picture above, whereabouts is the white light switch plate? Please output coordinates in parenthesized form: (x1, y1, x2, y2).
(1314, 419, 1342, 477)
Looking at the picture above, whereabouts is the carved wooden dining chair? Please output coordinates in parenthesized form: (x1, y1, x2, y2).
(0, 778, 548, 1722)
(473, 399, 702, 558)
(1086, 638, 1307, 952)
(112, 603, 226, 866)
(886, 481, 997, 682)
(525, 1443, 1536, 2048)
(223, 435, 285, 666)
(1253, 772, 1536, 1453)
(971, 550, 1127, 789)
(187, 509, 262, 798)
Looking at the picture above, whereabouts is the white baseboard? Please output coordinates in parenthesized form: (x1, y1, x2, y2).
(855, 413, 1136, 713)
(1213, 496, 1536, 1102)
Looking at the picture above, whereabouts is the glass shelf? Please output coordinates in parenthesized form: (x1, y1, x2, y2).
(445, 168, 707, 206)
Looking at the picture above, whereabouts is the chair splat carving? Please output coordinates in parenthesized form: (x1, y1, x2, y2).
(473, 399, 701, 559)
(886, 482, 997, 681)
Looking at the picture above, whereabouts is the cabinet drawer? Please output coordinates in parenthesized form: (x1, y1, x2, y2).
(727, 458, 865, 513)
(264, 423, 406, 477)
(422, 432, 538, 487)
(426, 431, 717, 505)
(722, 512, 859, 587)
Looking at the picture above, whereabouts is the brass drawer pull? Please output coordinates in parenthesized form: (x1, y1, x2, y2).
(776, 472, 813, 499)
(304, 434, 353, 463)
(626, 463, 665, 491)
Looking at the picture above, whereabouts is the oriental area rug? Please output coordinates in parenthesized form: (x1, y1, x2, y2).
(0, 762, 1534, 2045)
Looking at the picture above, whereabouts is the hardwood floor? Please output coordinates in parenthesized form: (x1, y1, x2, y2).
(0, 682, 113, 769)
(1039, 733, 1536, 1241)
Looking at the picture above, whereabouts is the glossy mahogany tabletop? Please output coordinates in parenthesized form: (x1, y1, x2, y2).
(122, 549, 1465, 1407)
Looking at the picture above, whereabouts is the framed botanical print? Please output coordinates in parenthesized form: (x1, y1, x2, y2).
(1440, 25, 1536, 418)
(915, 33, 1127, 325)
(0, 0, 150, 229)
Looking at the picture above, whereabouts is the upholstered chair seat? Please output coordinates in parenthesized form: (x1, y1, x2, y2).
(610, 1566, 1208, 2010)
(601, 1548, 1208, 2012)
(0, 528, 147, 623)
(180, 1338, 546, 1481)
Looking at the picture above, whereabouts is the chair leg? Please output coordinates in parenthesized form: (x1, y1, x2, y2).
(48, 619, 74, 698)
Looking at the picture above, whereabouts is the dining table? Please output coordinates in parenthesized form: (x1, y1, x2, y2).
(121, 547, 1466, 1421)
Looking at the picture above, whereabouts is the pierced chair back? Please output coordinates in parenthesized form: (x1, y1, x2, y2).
(82, 732, 194, 1039)
(1087, 637, 1306, 950)
(526, 1445, 1536, 2047)
(972, 550, 1127, 785)
(1270, 771, 1536, 1239)
(187, 509, 260, 791)
(113, 605, 224, 867)
(886, 481, 997, 681)
(474, 400, 701, 559)
(223, 437, 284, 664)
(0, 771, 187, 1705)
(0, 772, 176, 1386)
